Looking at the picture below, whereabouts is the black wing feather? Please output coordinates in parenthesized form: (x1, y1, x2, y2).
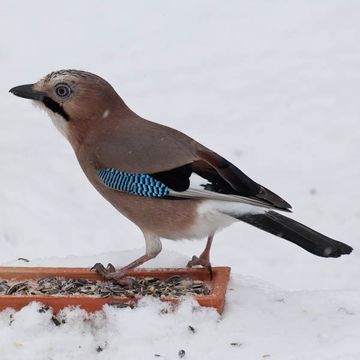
(151, 163, 192, 192)
(151, 149, 291, 211)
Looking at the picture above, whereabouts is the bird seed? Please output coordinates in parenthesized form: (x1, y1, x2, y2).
(0, 276, 211, 298)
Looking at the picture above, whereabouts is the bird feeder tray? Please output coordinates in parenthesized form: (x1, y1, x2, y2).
(0, 266, 231, 314)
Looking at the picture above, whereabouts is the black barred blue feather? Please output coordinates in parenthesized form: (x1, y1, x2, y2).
(97, 168, 169, 197)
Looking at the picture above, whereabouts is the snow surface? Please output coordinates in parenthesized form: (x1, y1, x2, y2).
(1, 0, 360, 359)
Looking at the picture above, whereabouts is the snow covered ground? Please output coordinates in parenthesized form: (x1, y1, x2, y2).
(1, 0, 359, 359)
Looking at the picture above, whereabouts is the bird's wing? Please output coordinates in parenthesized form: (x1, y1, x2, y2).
(192, 149, 292, 210)
(94, 117, 291, 211)
(150, 151, 291, 211)
(96, 167, 276, 209)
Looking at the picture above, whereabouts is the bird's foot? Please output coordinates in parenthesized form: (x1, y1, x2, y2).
(187, 255, 213, 279)
(91, 262, 115, 277)
(92, 254, 155, 284)
(91, 262, 133, 286)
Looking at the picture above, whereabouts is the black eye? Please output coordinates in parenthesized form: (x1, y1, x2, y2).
(55, 83, 72, 98)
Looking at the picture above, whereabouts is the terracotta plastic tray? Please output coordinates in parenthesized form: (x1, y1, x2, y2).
(0, 266, 231, 314)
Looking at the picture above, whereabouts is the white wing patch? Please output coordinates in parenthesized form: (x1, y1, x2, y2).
(169, 188, 274, 209)
(168, 172, 274, 209)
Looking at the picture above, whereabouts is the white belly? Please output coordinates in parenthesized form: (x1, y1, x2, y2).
(161, 199, 264, 240)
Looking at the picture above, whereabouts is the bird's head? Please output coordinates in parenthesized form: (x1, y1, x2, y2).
(9, 70, 124, 144)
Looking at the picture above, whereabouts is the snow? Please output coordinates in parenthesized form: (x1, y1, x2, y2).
(1, 0, 360, 358)
(0, 270, 359, 360)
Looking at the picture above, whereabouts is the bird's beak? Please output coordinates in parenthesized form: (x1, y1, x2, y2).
(9, 84, 45, 101)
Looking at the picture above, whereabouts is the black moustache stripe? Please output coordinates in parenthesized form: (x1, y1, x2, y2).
(42, 97, 70, 121)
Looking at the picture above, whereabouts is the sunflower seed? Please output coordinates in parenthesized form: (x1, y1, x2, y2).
(0, 275, 211, 298)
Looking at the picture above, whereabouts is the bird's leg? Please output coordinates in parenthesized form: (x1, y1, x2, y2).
(92, 233, 162, 282)
(187, 234, 214, 278)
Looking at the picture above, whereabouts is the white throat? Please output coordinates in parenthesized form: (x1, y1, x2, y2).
(33, 101, 69, 139)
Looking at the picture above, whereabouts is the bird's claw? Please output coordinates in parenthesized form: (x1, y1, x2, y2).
(91, 262, 135, 286)
(187, 255, 213, 280)
(91, 262, 116, 278)
(106, 263, 116, 273)
(91, 262, 109, 277)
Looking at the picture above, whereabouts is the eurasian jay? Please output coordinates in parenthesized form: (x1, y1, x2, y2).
(9, 70, 353, 279)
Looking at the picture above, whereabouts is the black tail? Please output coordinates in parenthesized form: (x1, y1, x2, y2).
(237, 211, 353, 257)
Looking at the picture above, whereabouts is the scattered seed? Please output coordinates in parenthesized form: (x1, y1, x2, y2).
(51, 316, 61, 326)
(38, 305, 50, 313)
(9, 314, 14, 326)
(230, 342, 242, 347)
(338, 307, 354, 315)
(178, 349, 186, 358)
(188, 325, 196, 333)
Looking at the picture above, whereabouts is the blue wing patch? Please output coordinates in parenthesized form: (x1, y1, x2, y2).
(97, 168, 170, 198)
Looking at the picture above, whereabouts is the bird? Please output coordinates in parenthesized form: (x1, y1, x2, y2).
(9, 69, 353, 279)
